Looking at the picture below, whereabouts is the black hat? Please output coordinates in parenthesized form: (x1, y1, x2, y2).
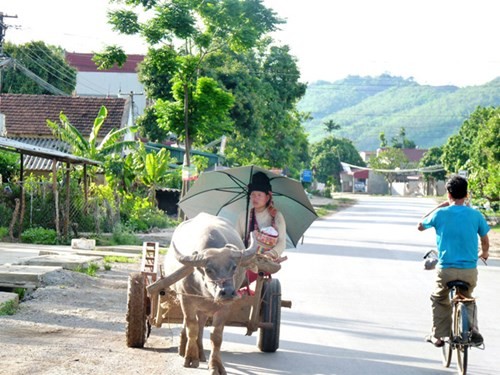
(248, 171, 272, 194)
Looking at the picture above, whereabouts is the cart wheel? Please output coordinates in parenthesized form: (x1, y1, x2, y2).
(258, 278, 281, 353)
(126, 272, 149, 348)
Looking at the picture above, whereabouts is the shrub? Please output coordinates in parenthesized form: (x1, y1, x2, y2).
(0, 226, 8, 240)
(20, 227, 58, 244)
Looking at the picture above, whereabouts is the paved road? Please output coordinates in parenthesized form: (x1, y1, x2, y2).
(167, 195, 499, 375)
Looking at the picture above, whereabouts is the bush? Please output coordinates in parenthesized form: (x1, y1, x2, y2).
(20, 227, 58, 244)
(0, 226, 8, 240)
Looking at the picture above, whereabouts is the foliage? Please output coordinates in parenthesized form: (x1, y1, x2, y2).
(369, 148, 409, 192)
(379, 127, 416, 149)
(47, 105, 137, 165)
(74, 262, 100, 277)
(442, 106, 499, 204)
(0, 226, 8, 239)
(103, 255, 137, 263)
(300, 75, 500, 150)
(2, 41, 76, 95)
(0, 202, 14, 227)
(310, 136, 365, 189)
(132, 143, 177, 203)
(0, 300, 17, 316)
(0, 152, 20, 183)
(110, 224, 141, 245)
(120, 193, 177, 231)
(20, 227, 58, 244)
(324, 120, 341, 133)
(206, 44, 309, 174)
(419, 147, 447, 182)
(100, 0, 282, 170)
(154, 76, 235, 146)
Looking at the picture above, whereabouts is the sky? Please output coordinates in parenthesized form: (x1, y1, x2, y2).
(1, 0, 499, 87)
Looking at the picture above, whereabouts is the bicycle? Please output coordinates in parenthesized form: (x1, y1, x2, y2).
(423, 251, 485, 375)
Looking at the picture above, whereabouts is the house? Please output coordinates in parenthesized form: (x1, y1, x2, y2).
(341, 148, 446, 196)
(0, 93, 129, 173)
(65, 52, 146, 120)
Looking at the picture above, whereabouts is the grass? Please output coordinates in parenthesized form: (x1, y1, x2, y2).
(0, 300, 18, 316)
(74, 262, 100, 277)
(103, 255, 137, 263)
(314, 197, 356, 218)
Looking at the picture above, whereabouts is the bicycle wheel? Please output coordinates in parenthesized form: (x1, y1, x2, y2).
(455, 303, 469, 375)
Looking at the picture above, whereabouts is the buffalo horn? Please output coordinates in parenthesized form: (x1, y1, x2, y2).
(237, 232, 258, 263)
(171, 241, 207, 267)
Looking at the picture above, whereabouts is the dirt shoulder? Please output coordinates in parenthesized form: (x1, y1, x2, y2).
(0, 262, 183, 375)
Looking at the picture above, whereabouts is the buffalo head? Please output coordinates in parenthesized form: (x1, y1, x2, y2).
(172, 233, 257, 302)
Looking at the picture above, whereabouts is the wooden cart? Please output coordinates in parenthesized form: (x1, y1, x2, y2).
(125, 242, 292, 353)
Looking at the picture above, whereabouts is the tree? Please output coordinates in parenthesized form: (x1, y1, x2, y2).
(0, 152, 19, 183)
(133, 143, 176, 204)
(419, 146, 446, 195)
(324, 120, 340, 134)
(96, 0, 281, 161)
(205, 43, 309, 175)
(441, 106, 499, 206)
(310, 136, 365, 190)
(46, 106, 137, 165)
(369, 148, 409, 193)
(2, 41, 76, 94)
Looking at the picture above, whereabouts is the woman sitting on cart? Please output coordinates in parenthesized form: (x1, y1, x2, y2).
(236, 171, 287, 285)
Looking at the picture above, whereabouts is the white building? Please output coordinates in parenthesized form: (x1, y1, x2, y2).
(65, 52, 146, 121)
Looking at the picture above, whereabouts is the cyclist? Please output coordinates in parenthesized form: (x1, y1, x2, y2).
(417, 175, 490, 347)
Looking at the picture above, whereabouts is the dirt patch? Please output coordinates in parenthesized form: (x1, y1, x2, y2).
(489, 229, 500, 258)
(0, 262, 184, 375)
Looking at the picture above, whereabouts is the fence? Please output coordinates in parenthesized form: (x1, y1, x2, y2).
(0, 177, 119, 239)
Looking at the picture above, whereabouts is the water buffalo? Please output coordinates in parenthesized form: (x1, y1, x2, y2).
(165, 213, 258, 375)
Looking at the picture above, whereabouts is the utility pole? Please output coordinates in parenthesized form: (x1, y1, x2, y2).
(0, 12, 18, 92)
(119, 90, 143, 144)
(0, 12, 17, 56)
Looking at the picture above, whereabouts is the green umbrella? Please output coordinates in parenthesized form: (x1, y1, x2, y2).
(178, 165, 317, 247)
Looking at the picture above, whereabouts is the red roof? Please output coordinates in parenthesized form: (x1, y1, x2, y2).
(0, 94, 128, 137)
(353, 169, 369, 179)
(378, 148, 428, 162)
(65, 52, 145, 73)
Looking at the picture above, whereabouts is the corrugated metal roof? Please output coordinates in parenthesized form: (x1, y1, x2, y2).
(0, 137, 101, 169)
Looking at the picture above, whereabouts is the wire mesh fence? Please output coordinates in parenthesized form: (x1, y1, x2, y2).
(1, 177, 119, 239)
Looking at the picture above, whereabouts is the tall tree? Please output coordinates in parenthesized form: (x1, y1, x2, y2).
(96, 0, 281, 162)
(419, 146, 446, 195)
(369, 148, 409, 193)
(2, 41, 76, 94)
(324, 120, 340, 134)
(310, 136, 365, 189)
(443, 106, 500, 205)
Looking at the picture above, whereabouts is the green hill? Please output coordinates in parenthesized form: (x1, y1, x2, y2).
(298, 75, 500, 151)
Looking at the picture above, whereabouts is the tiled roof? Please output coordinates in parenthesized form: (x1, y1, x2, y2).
(0, 94, 128, 137)
(65, 52, 145, 73)
(378, 147, 428, 162)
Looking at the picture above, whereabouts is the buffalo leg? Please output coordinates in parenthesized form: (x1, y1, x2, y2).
(208, 312, 230, 375)
(182, 311, 201, 368)
(197, 312, 208, 362)
(179, 325, 187, 357)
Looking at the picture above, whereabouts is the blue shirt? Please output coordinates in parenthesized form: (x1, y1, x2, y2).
(422, 205, 490, 269)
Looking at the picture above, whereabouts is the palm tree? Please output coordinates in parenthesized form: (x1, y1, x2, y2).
(324, 120, 341, 134)
(47, 106, 137, 163)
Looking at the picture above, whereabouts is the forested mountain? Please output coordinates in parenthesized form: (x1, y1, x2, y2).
(298, 74, 500, 151)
